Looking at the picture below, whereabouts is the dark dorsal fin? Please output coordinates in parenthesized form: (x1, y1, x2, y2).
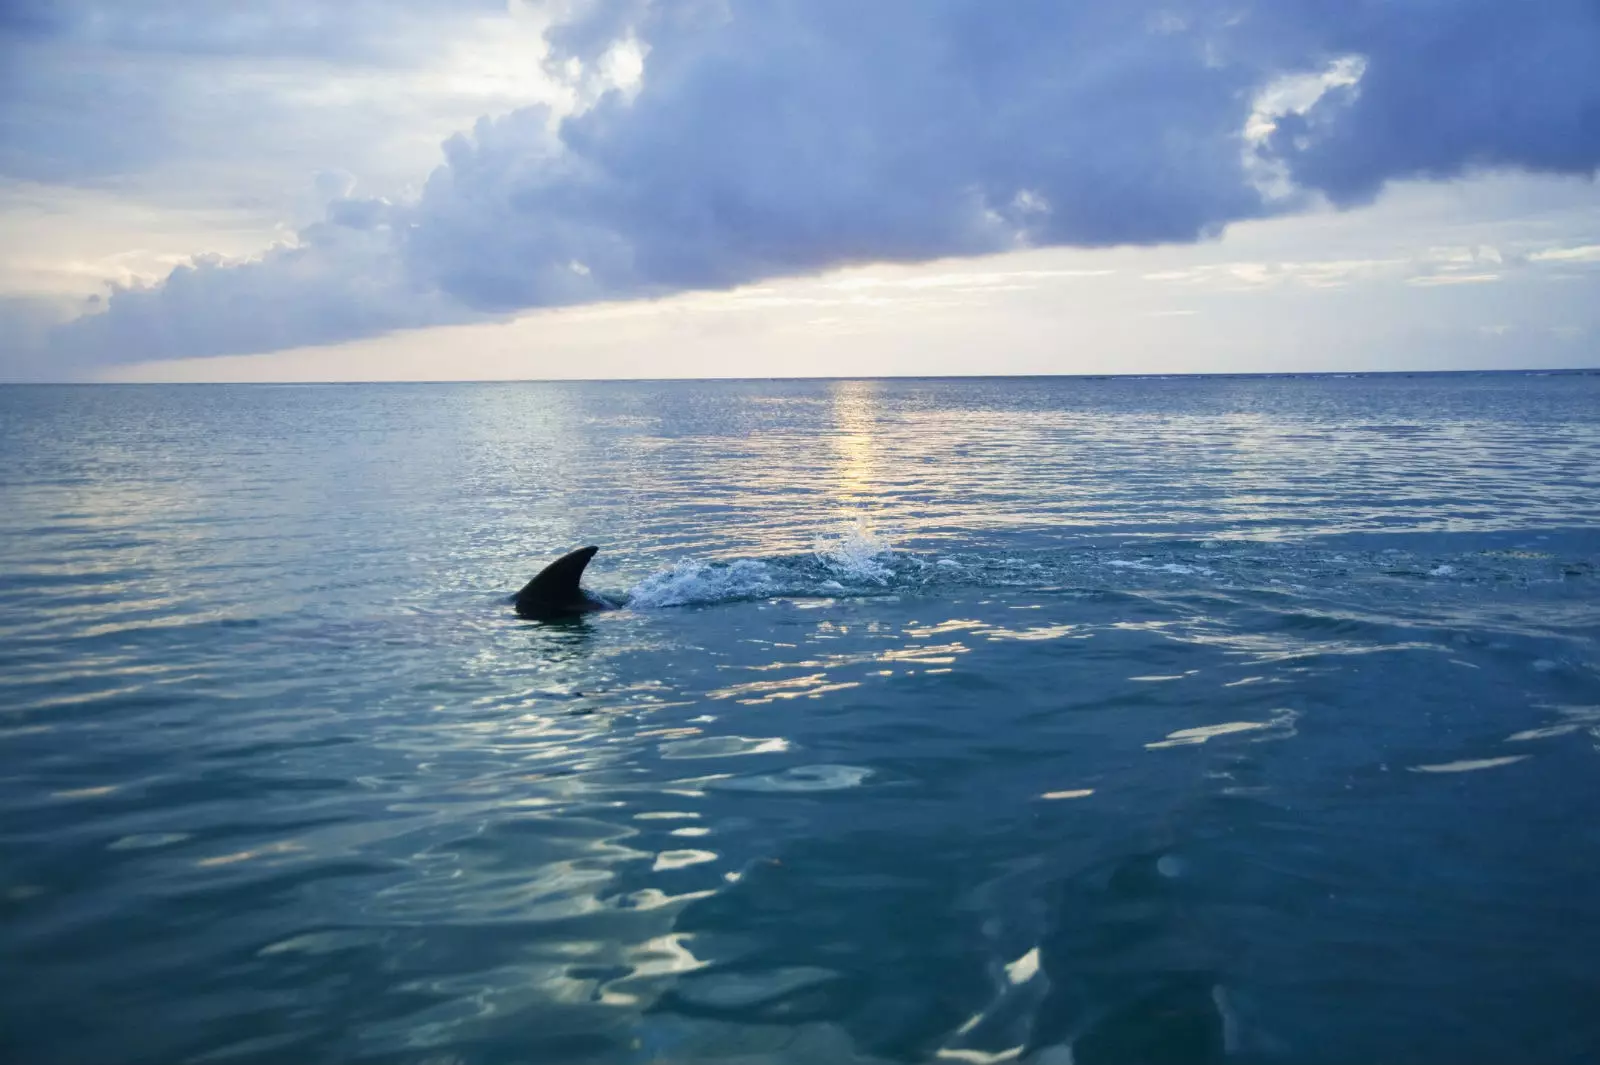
(514, 546, 599, 618)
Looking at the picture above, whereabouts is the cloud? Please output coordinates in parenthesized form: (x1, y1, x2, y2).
(0, 295, 81, 380)
(46, 198, 471, 364)
(1531, 244, 1600, 264)
(12, 0, 1600, 370)
(1254, 0, 1600, 205)
(0, 1, 557, 190)
(0, 1, 507, 66)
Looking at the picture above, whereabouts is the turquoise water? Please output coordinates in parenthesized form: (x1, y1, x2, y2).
(2, 374, 1598, 1064)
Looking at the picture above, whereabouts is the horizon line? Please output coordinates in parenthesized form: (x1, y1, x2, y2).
(6, 367, 1598, 387)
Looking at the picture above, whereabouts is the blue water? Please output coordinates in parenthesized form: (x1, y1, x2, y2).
(2, 374, 1598, 1065)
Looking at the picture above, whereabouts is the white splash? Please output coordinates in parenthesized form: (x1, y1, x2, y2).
(814, 519, 895, 583)
(626, 557, 779, 608)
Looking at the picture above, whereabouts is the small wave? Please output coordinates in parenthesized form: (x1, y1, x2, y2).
(1107, 558, 1216, 577)
(707, 764, 874, 792)
(1409, 755, 1529, 774)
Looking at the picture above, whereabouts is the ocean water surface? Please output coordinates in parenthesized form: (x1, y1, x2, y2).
(2, 374, 1599, 1064)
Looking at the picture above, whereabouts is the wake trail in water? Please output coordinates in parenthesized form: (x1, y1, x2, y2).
(618, 522, 1598, 611)
(625, 521, 901, 608)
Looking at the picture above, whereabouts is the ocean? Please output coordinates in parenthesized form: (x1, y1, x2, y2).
(2, 373, 1598, 1064)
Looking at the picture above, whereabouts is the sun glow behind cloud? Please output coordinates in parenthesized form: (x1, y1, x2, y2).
(1244, 55, 1368, 203)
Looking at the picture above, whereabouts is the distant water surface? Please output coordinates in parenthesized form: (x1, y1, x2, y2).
(2, 374, 1598, 1064)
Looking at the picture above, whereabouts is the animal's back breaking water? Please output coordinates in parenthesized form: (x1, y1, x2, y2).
(1, 374, 1598, 1064)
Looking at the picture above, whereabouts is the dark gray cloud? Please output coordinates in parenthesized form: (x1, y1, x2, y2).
(1251, 0, 1600, 204)
(14, 0, 1600, 368)
(414, 0, 1272, 314)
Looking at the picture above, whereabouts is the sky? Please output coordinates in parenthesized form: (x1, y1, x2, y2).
(2, 0, 1598, 382)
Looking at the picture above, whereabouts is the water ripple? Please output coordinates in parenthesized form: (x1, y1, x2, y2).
(2, 377, 1598, 1064)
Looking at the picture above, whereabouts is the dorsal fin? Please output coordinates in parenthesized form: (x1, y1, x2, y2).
(515, 546, 599, 617)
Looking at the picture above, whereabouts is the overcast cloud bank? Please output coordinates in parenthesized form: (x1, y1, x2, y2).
(5, 0, 1599, 370)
